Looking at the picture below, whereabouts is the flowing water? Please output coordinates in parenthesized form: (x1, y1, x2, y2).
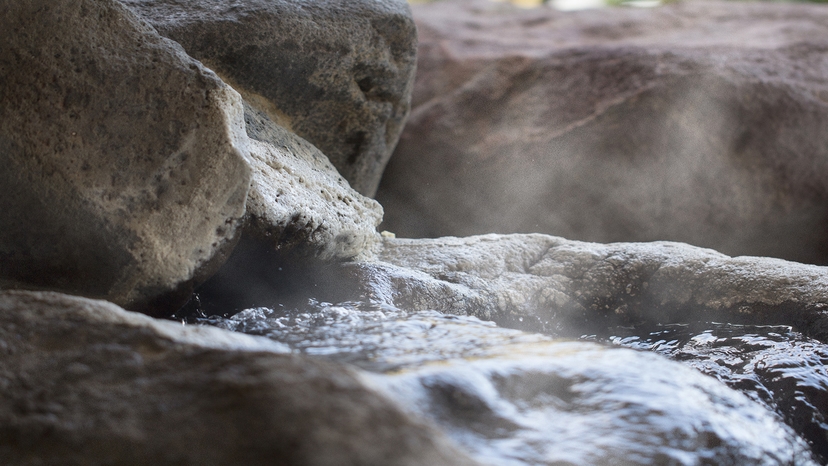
(601, 322, 828, 462)
(196, 300, 827, 465)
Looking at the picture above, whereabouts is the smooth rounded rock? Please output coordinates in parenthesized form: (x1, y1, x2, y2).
(376, 0, 828, 264)
(125, 0, 418, 197)
(0, 0, 252, 314)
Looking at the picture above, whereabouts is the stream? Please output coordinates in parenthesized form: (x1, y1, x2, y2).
(194, 299, 828, 465)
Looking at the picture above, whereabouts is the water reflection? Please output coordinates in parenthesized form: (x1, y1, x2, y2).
(198, 301, 824, 464)
(367, 344, 816, 465)
(201, 301, 553, 372)
(600, 322, 828, 461)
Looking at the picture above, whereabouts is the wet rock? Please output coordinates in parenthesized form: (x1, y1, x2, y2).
(607, 322, 828, 461)
(203, 296, 823, 464)
(376, 0, 828, 265)
(0, 0, 252, 314)
(369, 234, 828, 342)
(241, 102, 383, 260)
(186, 232, 828, 342)
(368, 340, 819, 465)
(0, 290, 480, 466)
(125, 0, 418, 197)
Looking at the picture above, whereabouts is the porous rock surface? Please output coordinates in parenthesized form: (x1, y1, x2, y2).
(125, 0, 418, 197)
(0, 290, 480, 466)
(0, 0, 252, 314)
(376, 0, 828, 265)
(192, 232, 828, 342)
(0, 0, 385, 315)
(348, 234, 828, 341)
(242, 102, 383, 260)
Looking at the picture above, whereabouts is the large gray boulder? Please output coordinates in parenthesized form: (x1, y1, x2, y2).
(0, 0, 252, 314)
(125, 0, 419, 197)
(0, 290, 480, 466)
(376, 0, 828, 265)
(0, 0, 386, 315)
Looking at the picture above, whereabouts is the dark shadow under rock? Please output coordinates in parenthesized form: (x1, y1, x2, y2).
(176, 233, 370, 318)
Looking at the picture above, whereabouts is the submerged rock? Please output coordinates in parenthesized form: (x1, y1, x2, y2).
(125, 0, 418, 197)
(376, 0, 828, 265)
(0, 290, 480, 466)
(0, 0, 251, 314)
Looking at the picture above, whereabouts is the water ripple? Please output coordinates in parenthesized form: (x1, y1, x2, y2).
(198, 302, 823, 464)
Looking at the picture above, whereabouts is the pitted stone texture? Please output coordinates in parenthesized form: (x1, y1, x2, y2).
(358, 234, 828, 342)
(376, 0, 828, 264)
(0, 290, 480, 466)
(242, 102, 383, 260)
(125, 0, 418, 197)
(0, 0, 252, 314)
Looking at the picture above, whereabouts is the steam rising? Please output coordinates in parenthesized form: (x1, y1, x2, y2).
(377, 0, 828, 264)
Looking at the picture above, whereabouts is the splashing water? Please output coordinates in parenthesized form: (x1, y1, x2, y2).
(197, 300, 826, 464)
(601, 322, 828, 461)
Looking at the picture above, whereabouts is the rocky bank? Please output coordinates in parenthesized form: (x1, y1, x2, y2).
(377, 0, 828, 265)
(2, 0, 828, 464)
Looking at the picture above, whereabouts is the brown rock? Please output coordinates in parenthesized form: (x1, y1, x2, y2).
(0, 0, 252, 314)
(125, 0, 419, 197)
(376, 0, 828, 265)
(0, 290, 480, 466)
